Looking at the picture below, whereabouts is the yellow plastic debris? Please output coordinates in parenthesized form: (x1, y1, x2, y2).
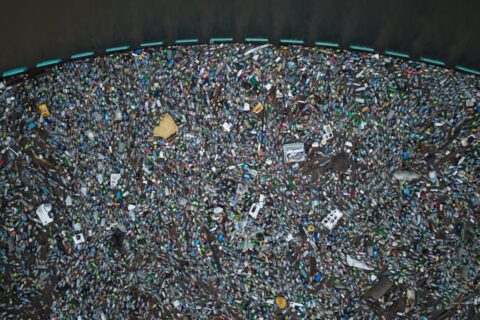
(38, 104, 50, 117)
(307, 224, 315, 233)
(253, 102, 264, 113)
(153, 113, 178, 141)
(454, 199, 461, 208)
(275, 296, 287, 309)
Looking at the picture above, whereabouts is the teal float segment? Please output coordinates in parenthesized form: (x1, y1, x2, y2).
(350, 45, 375, 52)
(384, 50, 410, 58)
(420, 57, 445, 66)
(455, 66, 480, 76)
(36, 59, 62, 68)
(71, 52, 95, 59)
(140, 41, 164, 48)
(210, 38, 234, 43)
(2, 67, 29, 77)
(245, 38, 268, 42)
(175, 39, 199, 44)
(315, 41, 340, 48)
(105, 46, 130, 53)
(280, 39, 304, 44)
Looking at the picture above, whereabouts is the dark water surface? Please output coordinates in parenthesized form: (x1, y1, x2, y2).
(1, 0, 479, 74)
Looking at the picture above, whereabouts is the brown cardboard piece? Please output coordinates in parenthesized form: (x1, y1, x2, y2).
(153, 113, 178, 141)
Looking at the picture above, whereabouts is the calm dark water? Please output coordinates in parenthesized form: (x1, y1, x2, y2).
(1, 0, 479, 73)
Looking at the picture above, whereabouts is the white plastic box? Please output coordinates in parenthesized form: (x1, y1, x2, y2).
(283, 143, 306, 163)
(321, 209, 344, 230)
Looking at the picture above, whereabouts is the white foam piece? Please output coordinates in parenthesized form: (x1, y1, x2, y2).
(321, 209, 343, 230)
(36, 204, 53, 226)
(73, 233, 85, 245)
(110, 173, 121, 188)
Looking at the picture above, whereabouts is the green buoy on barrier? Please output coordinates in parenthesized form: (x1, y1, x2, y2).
(420, 57, 445, 66)
(175, 39, 199, 44)
(455, 66, 480, 76)
(245, 38, 268, 43)
(350, 45, 375, 52)
(36, 59, 62, 68)
(105, 46, 130, 53)
(315, 41, 340, 48)
(2, 67, 29, 78)
(141, 41, 164, 48)
(71, 52, 95, 59)
(210, 38, 233, 43)
(384, 50, 410, 59)
(280, 39, 304, 45)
